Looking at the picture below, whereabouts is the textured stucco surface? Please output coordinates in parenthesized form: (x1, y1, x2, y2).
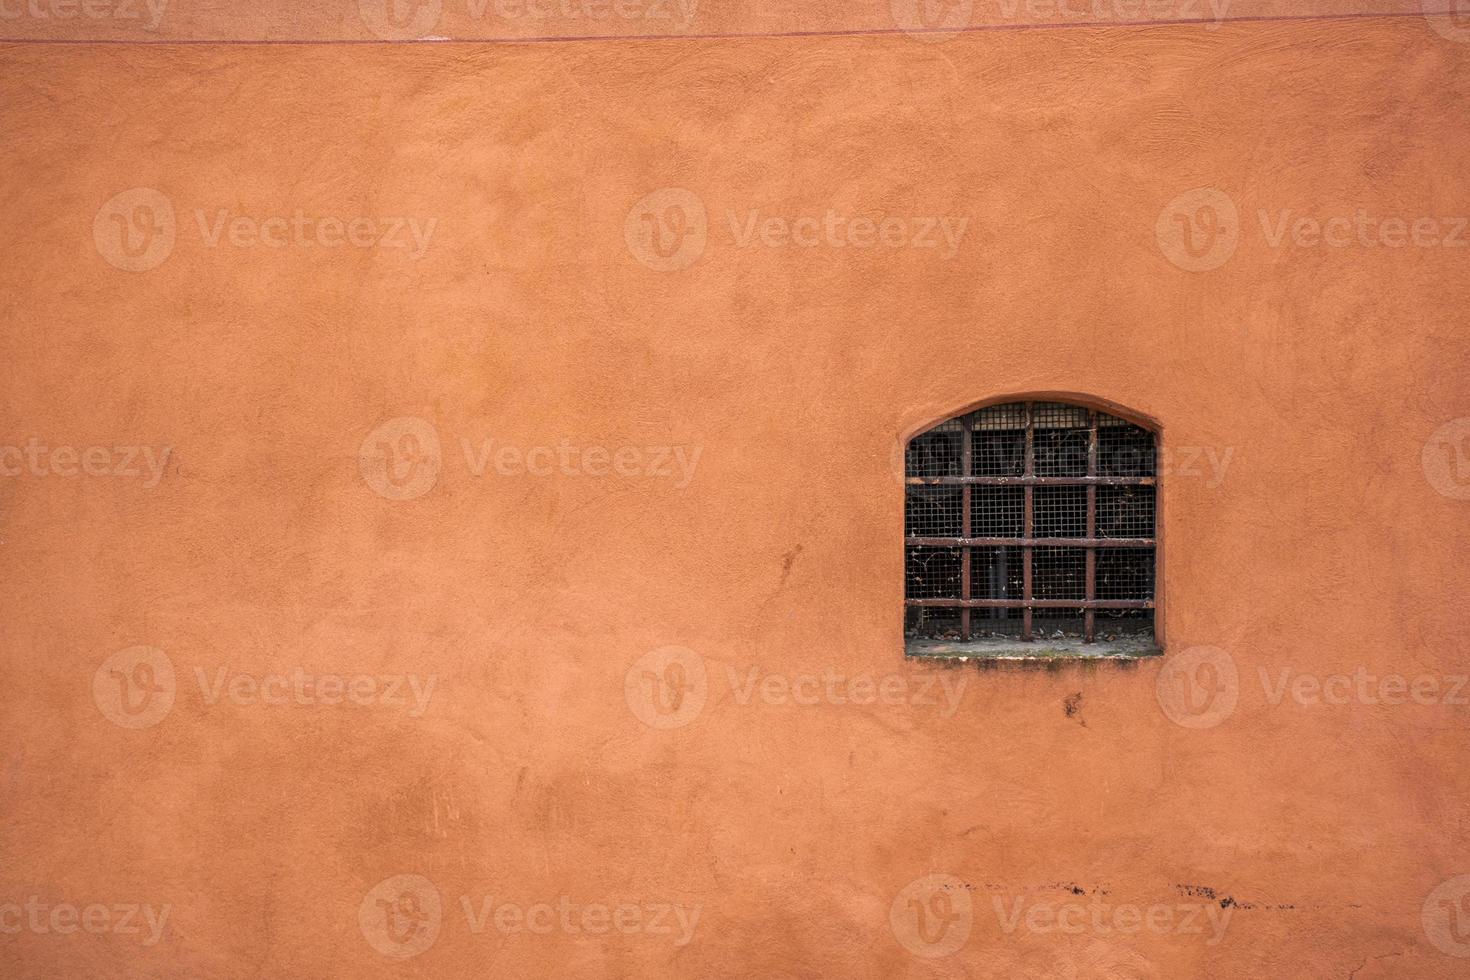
(2, 10, 1469, 979)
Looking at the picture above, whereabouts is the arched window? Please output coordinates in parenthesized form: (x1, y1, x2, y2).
(904, 399, 1158, 656)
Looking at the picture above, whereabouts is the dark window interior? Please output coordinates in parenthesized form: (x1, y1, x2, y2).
(904, 401, 1157, 645)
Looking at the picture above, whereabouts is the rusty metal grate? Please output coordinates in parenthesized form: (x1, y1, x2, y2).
(904, 401, 1156, 644)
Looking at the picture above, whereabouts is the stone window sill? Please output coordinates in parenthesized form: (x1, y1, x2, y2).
(905, 636, 1162, 662)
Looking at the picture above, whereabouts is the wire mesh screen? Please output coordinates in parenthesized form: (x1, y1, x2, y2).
(905, 487, 962, 538)
(904, 400, 1157, 644)
(972, 486, 1023, 537)
(1034, 485, 1088, 538)
(1098, 485, 1155, 539)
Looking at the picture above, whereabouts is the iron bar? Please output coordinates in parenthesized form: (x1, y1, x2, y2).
(905, 475, 1154, 486)
(959, 413, 973, 642)
(1022, 402, 1033, 642)
(905, 598, 1154, 609)
(905, 536, 1153, 549)
(1085, 409, 1098, 643)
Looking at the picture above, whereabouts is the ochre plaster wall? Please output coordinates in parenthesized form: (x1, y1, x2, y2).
(1, 9, 1469, 978)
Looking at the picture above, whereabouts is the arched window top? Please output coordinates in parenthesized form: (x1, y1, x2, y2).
(904, 399, 1159, 660)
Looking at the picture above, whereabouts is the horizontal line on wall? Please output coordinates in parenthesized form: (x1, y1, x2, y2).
(0, 9, 1452, 47)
